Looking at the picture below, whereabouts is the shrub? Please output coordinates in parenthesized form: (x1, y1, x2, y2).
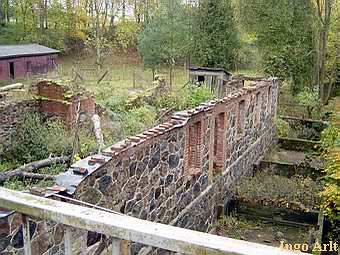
(9, 113, 72, 163)
(121, 105, 157, 136)
(155, 86, 215, 111)
(276, 118, 290, 137)
(296, 89, 320, 118)
(319, 125, 340, 220)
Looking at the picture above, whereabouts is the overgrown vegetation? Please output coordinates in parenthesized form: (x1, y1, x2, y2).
(155, 86, 215, 111)
(319, 125, 340, 220)
(216, 215, 312, 247)
(234, 172, 322, 211)
(0, 112, 100, 167)
(5, 113, 71, 163)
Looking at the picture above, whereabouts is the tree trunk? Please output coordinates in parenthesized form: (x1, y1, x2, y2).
(0, 83, 24, 92)
(5, 0, 9, 23)
(0, 156, 70, 182)
(169, 64, 173, 90)
(316, 0, 333, 104)
(22, 172, 55, 181)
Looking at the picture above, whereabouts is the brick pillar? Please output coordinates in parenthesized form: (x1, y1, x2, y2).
(185, 118, 204, 176)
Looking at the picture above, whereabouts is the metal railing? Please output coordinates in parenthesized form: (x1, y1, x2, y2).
(0, 188, 307, 255)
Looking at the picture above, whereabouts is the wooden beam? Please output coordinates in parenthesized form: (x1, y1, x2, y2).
(64, 227, 73, 255)
(22, 215, 32, 255)
(0, 83, 24, 92)
(112, 238, 121, 255)
(0, 188, 309, 255)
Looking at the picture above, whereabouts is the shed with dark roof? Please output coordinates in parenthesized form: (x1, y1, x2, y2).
(0, 44, 59, 80)
(189, 67, 233, 97)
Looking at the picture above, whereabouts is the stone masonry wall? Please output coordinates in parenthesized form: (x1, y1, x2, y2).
(54, 78, 279, 254)
(0, 211, 65, 255)
(0, 78, 278, 255)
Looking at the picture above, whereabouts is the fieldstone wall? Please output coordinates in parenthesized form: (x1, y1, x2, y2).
(0, 78, 279, 255)
(54, 78, 279, 253)
(0, 211, 64, 255)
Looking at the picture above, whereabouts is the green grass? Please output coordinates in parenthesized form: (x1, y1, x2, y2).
(53, 53, 189, 102)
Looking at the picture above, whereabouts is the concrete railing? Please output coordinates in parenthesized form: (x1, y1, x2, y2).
(0, 188, 307, 255)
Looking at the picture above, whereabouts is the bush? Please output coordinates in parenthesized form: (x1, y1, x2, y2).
(276, 118, 290, 137)
(155, 86, 215, 111)
(9, 113, 72, 163)
(296, 89, 320, 118)
(319, 125, 340, 220)
(121, 105, 157, 136)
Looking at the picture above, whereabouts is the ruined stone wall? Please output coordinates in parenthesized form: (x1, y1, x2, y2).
(57, 78, 279, 235)
(0, 78, 279, 255)
(0, 211, 65, 255)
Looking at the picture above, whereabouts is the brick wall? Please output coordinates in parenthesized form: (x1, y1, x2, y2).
(36, 81, 96, 127)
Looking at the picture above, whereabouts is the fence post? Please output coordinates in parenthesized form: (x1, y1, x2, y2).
(22, 215, 32, 255)
(133, 70, 136, 88)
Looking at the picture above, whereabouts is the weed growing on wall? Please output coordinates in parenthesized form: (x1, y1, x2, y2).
(155, 86, 215, 111)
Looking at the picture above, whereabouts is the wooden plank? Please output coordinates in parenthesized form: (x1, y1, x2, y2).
(22, 215, 32, 255)
(0, 188, 310, 255)
(64, 227, 73, 255)
(112, 238, 121, 255)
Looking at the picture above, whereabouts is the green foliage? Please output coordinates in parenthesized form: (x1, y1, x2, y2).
(138, 0, 190, 70)
(320, 125, 340, 154)
(99, 93, 158, 139)
(297, 89, 320, 109)
(238, 0, 316, 93)
(234, 172, 322, 211)
(9, 113, 72, 163)
(320, 153, 340, 220)
(0, 160, 17, 173)
(121, 105, 157, 136)
(155, 86, 215, 111)
(98, 94, 129, 114)
(113, 20, 141, 52)
(77, 128, 99, 158)
(3, 178, 55, 191)
(319, 125, 340, 220)
(276, 118, 290, 137)
(38, 163, 66, 175)
(192, 0, 240, 69)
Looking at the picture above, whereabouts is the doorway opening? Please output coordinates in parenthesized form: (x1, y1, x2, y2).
(9, 62, 15, 79)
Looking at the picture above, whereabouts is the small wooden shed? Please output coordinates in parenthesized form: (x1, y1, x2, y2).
(0, 44, 59, 81)
(189, 67, 232, 86)
(189, 67, 232, 97)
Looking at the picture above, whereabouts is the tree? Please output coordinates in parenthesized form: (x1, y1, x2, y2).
(323, 0, 339, 103)
(238, 0, 316, 94)
(314, 0, 336, 103)
(138, 0, 190, 87)
(191, 0, 240, 70)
